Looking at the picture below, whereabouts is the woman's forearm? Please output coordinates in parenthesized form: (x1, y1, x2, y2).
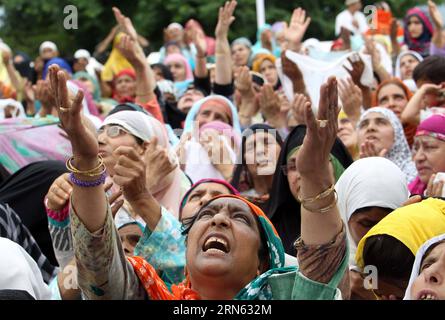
(401, 89, 424, 125)
(215, 36, 233, 85)
(134, 63, 156, 104)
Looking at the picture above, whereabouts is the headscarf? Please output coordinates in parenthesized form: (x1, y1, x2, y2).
(0, 160, 68, 266)
(164, 53, 194, 97)
(409, 114, 445, 195)
(231, 124, 284, 208)
(336, 157, 410, 265)
(42, 58, 72, 80)
(184, 19, 216, 56)
(151, 63, 174, 82)
(404, 233, 445, 300)
(375, 78, 417, 146)
(267, 125, 354, 255)
(13, 52, 33, 81)
(101, 32, 134, 82)
(0, 237, 52, 300)
(73, 71, 101, 101)
(403, 8, 433, 57)
(252, 53, 276, 73)
(183, 95, 241, 136)
(356, 198, 445, 269)
(111, 68, 137, 103)
(252, 24, 280, 58)
(128, 194, 293, 300)
(179, 179, 240, 217)
(394, 50, 423, 80)
(358, 107, 417, 183)
(102, 110, 189, 217)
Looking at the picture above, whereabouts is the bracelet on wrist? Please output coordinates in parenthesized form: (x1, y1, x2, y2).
(66, 155, 106, 177)
(69, 172, 106, 188)
(301, 190, 338, 214)
(298, 184, 335, 204)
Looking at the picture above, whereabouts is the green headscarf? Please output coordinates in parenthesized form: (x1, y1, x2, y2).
(73, 71, 101, 101)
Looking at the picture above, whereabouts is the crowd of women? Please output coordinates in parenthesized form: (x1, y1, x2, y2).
(0, 0, 445, 301)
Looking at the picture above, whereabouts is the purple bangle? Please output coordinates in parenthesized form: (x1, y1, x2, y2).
(69, 172, 106, 188)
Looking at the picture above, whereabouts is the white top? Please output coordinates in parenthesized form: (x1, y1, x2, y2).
(335, 10, 369, 36)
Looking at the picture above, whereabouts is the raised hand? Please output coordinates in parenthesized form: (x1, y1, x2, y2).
(425, 173, 445, 197)
(296, 77, 339, 176)
(48, 64, 98, 161)
(429, 0, 443, 29)
(338, 77, 362, 122)
(359, 140, 387, 159)
(34, 80, 56, 115)
(215, 0, 237, 38)
(193, 29, 208, 57)
(291, 93, 310, 126)
(200, 130, 234, 180)
(259, 84, 283, 124)
(144, 136, 177, 192)
(234, 66, 253, 94)
(118, 33, 145, 68)
(284, 8, 311, 52)
(112, 7, 138, 41)
(45, 173, 72, 211)
(112, 146, 149, 203)
(343, 53, 365, 88)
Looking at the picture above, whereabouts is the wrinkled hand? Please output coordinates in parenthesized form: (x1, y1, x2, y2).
(144, 136, 177, 192)
(235, 66, 254, 94)
(359, 141, 387, 159)
(118, 33, 145, 67)
(429, 0, 443, 29)
(339, 77, 362, 119)
(291, 93, 310, 126)
(426, 173, 445, 197)
(45, 173, 72, 211)
(296, 77, 339, 176)
(284, 8, 311, 51)
(48, 64, 98, 160)
(193, 29, 207, 57)
(34, 80, 56, 113)
(259, 84, 281, 121)
(113, 7, 138, 41)
(215, 0, 237, 38)
(112, 146, 149, 203)
(343, 54, 365, 87)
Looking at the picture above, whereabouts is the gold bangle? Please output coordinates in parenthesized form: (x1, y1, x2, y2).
(66, 155, 106, 177)
(302, 190, 338, 214)
(298, 184, 335, 205)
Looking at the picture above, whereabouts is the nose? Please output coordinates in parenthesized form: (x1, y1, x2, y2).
(424, 265, 443, 286)
(211, 211, 230, 228)
(413, 147, 426, 162)
(199, 194, 212, 207)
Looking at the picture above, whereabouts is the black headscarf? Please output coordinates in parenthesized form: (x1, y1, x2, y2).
(0, 161, 68, 266)
(151, 63, 174, 82)
(266, 125, 354, 256)
(231, 124, 284, 210)
(13, 52, 33, 81)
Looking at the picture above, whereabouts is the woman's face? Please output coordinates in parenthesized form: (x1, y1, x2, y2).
(78, 78, 95, 95)
(167, 60, 187, 82)
(286, 151, 335, 200)
(408, 16, 424, 39)
(244, 131, 281, 177)
(260, 59, 278, 86)
(152, 67, 165, 82)
(377, 84, 408, 119)
(186, 197, 263, 297)
(181, 183, 232, 221)
(232, 44, 250, 67)
(98, 125, 145, 176)
(115, 75, 136, 97)
(410, 241, 445, 300)
(399, 54, 419, 80)
(348, 207, 391, 245)
(166, 45, 182, 56)
(337, 118, 358, 151)
(358, 112, 395, 155)
(118, 224, 143, 257)
(413, 136, 445, 184)
(177, 89, 205, 113)
(195, 100, 231, 127)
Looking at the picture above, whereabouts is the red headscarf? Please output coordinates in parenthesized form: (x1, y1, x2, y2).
(112, 68, 137, 103)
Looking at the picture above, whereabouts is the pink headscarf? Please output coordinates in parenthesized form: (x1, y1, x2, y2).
(409, 114, 445, 195)
(200, 120, 241, 149)
(164, 54, 193, 81)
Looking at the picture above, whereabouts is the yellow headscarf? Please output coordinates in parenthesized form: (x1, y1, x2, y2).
(252, 54, 276, 73)
(101, 32, 134, 82)
(356, 198, 445, 269)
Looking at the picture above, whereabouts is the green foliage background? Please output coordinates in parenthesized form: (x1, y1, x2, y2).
(0, 0, 426, 57)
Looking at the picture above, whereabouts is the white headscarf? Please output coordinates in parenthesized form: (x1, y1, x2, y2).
(404, 233, 445, 300)
(0, 99, 26, 120)
(358, 107, 418, 183)
(336, 157, 410, 265)
(395, 50, 424, 80)
(0, 237, 52, 300)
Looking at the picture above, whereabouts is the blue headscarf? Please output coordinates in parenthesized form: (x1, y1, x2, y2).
(182, 95, 241, 136)
(42, 58, 73, 79)
(252, 24, 281, 58)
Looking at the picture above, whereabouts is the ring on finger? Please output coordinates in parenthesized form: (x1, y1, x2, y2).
(317, 119, 328, 128)
(59, 107, 70, 112)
